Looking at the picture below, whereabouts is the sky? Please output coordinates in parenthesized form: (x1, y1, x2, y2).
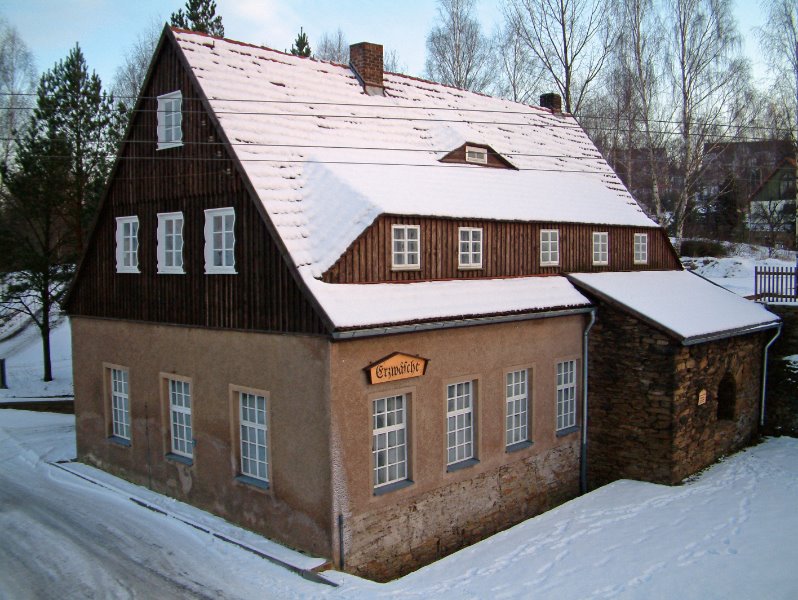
(2, 0, 770, 94)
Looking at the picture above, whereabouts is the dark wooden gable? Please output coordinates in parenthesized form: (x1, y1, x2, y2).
(66, 29, 329, 335)
(439, 142, 517, 170)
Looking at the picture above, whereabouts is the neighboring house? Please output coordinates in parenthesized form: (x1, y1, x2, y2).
(748, 157, 797, 249)
(65, 28, 780, 581)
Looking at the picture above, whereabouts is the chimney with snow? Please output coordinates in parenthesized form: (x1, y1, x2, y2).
(540, 93, 562, 114)
(349, 42, 385, 96)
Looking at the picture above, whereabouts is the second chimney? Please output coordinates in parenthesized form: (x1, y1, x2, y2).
(350, 42, 384, 96)
(540, 93, 562, 114)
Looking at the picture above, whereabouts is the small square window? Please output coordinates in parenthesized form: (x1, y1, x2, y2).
(204, 208, 236, 274)
(115, 216, 140, 273)
(634, 233, 648, 264)
(465, 145, 488, 164)
(392, 225, 420, 270)
(157, 91, 183, 150)
(593, 232, 608, 265)
(458, 227, 482, 269)
(157, 212, 185, 274)
(540, 229, 559, 266)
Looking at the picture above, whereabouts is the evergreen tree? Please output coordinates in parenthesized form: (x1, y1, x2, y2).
(171, 0, 225, 37)
(0, 117, 73, 382)
(35, 44, 122, 256)
(290, 28, 312, 57)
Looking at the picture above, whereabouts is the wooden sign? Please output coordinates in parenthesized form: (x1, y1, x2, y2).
(365, 353, 429, 385)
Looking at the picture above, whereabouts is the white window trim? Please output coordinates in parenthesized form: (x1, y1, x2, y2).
(157, 90, 183, 150)
(506, 369, 529, 447)
(458, 227, 483, 269)
(204, 207, 237, 274)
(157, 212, 185, 274)
(168, 378, 193, 458)
(372, 394, 408, 489)
(115, 216, 140, 273)
(465, 145, 488, 164)
(634, 233, 649, 264)
(239, 391, 269, 483)
(556, 360, 577, 432)
(446, 381, 475, 466)
(110, 367, 131, 441)
(391, 224, 421, 271)
(540, 229, 560, 267)
(592, 231, 609, 266)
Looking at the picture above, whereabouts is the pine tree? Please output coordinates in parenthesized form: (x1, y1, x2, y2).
(171, 0, 225, 37)
(290, 28, 312, 57)
(35, 44, 122, 257)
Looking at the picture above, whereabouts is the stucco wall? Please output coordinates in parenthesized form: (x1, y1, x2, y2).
(71, 317, 333, 557)
(328, 314, 587, 581)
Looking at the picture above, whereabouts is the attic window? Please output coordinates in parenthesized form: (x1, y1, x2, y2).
(157, 91, 183, 150)
(465, 146, 488, 164)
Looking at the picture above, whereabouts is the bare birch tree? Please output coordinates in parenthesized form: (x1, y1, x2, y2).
(0, 19, 37, 171)
(112, 19, 162, 110)
(492, 19, 543, 103)
(316, 28, 350, 63)
(425, 0, 495, 92)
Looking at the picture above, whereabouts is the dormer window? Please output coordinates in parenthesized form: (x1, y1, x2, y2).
(465, 146, 488, 165)
(157, 91, 183, 150)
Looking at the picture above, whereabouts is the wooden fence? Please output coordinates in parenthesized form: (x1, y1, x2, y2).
(755, 265, 798, 303)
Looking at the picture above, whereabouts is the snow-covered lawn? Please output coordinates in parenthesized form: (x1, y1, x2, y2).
(1, 410, 796, 599)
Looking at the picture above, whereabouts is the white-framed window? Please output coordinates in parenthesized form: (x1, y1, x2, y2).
(556, 360, 577, 431)
(447, 381, 474, 465)
(540, 229, 559, 266)
(110, 368, 131, 441)
(168, 378, 193, 458)
(204, 207, 236, 274)
(392, 224, 420, 270)
(157, 90, 183, 150)
(115, 216, 140, 273)
(634, 233, 648, 264)
(372, 394, 408, 488)
(592, 231, 608, 265)
(458, 227, 483, 269)
(240, 392, 269, 483)
(465, 145, 488, 164)
(506, 369, 528, 447)
(157, 212, 184, 274)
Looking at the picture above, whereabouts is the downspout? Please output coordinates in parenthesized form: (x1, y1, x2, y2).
(760, 323, 783, 427)
(580, 308, 597, 495)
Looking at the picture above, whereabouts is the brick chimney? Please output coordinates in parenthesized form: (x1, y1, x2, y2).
(349, 42, 384, 96)
(540, 93, 562, 114)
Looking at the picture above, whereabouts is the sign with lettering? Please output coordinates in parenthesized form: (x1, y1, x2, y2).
(365, 353, 429, 385)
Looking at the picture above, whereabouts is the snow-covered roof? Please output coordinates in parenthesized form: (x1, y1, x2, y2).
(172, 30, 657, 281)
(303, 276, 591, 332)
(568, 271, 779, 344)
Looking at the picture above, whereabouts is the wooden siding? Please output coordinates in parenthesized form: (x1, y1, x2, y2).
(323, 216, 681, 283)
(67, 35, 327, 335)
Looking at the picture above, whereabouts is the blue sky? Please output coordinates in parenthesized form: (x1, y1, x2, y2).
(3, 0, 768, 91)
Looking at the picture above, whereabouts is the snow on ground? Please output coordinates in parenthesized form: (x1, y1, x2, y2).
(1, 410, 796, 599)
(0, 315, 72, 399)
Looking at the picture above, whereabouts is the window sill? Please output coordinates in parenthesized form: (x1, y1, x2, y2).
(373, 479, 413, 496)
(540, 262, 560, 268)
(116, 267, 140, 274)
(166, 452, 193, 466)
(391, 266, 421, 272)
(157, 269, 186, 275)
(446, 458, 479, 473)
(592, 262, 609, 267)
(157, 141, 183, 151)
(236, 475, 270, 490)
(108, 436, 131, 448)
(205, 268, 237, 275)
(633, 260, 648, 265)
(506, 440, 533, 453)
(556, 425, 580, 438)
(458, 265, 483, 271)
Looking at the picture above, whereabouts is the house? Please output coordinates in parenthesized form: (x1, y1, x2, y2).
(65, 27, 780, 581)
(748, 157, 797, 249)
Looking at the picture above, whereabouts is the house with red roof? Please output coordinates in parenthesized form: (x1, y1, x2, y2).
(65, 27, 779, 580)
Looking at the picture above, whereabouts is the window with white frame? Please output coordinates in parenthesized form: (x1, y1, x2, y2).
(392, 225, 420, 270)
(168, 378, 193, 458)
(634, 233, 648, 264)
(372, 394, 408, 488)
(458, 227, 482, 268)
(556, 360, 576, 431)
(157, 91, 183, 150)
(465, 145, 488, 164)
(540, 229, 559, 266)
(447, 381, 474, 465)
(240, 392, 269, 482)
(157, 212, 184, 274)
(115, 216, 140, 273)
(204, 207, 236, 274)
(593, 231, 608, 265)
(110, 368, 131, 441)
(506, 369, 528, 447)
